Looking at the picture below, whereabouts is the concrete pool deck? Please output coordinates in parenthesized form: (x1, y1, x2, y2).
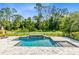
(0, 36, 79, 55)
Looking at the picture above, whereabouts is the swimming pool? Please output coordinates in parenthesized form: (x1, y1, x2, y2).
(15, 36, 61, 47)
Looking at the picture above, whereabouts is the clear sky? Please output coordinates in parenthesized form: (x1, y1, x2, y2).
(0, 3, 79, 18)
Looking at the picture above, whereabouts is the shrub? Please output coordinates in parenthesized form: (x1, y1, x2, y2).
(0, 31, 64, 36)
(44, 32, 63, 36)
(70, 32, 79, 40)
(15, 29, 29, 32)
(0, 30, 3, 34)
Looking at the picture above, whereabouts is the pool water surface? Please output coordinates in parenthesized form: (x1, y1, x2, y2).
(15, 36, 61, 47)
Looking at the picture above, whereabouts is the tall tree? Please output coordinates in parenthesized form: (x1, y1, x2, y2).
(70, 12, 79, 32)
(34, 3, 43, 30)
(48, 6, 69, 30)
(0, 7, 17, 21)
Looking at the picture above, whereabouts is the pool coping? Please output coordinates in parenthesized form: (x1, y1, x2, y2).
(50, 36, 79, 47)
(10, 36, 79, 47)
(12, 36, 79, 47)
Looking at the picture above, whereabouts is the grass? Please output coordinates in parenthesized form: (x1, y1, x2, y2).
(0, 30, 63, 36)
(0, 30, 79, 40)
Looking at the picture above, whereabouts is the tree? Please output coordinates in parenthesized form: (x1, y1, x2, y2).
(0, 19, 12, 30)
(40, 20, 49, 31)
(33, 16, 40, 30)
(0, 7, 17, 21)
(61, 12, 79, 35)
(34, 3, 43, 30)
(13, 14, 23, 30)
(70, 12, 79, 32)
(48, 6, 69, 31)
(23, 17, 35, 31)
(0, 10, 4, 20)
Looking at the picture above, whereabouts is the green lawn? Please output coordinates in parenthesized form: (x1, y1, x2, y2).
(0, 30, 79, 40)
(4, 31, 63, 36)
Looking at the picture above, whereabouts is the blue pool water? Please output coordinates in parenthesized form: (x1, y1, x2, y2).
(15, 36, 60, 47)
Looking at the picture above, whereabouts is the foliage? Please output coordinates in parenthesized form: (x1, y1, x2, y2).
(2, 31, 63, 36)
(70, 32, 79, 40)
(0, 30, 3, 34)
(0, 4, 79, 40)
(34, 3, 43, 30)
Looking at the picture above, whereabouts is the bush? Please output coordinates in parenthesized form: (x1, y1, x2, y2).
(44, 32, 63, 36)
(0, 31, 64, 36)
(70, 32, 79, 40)
(15, 33, 28, 36)
(0, 34, 5, 36)
(15, 29, 29, 32)
(0, 30, 3, 34)
(5, 33, 16, 36)
(5, 32, 28, 36)
(34, 30, 43, 32)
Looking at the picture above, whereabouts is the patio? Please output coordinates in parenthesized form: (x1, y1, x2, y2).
(0, 36, 79, 55)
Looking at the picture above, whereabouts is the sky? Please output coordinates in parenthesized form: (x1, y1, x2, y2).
(0, 3, 79, 18)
